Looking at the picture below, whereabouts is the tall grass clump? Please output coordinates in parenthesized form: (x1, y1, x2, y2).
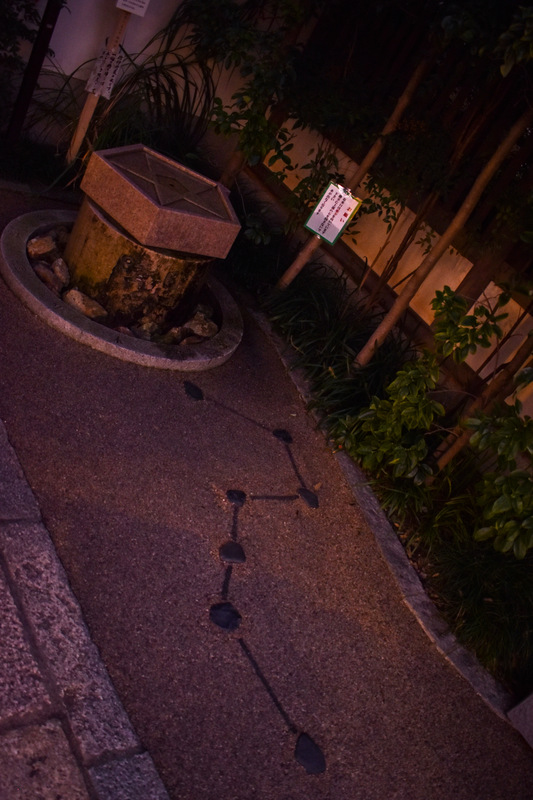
(263, 264, 413, 427)
(23, 5, 216, 174)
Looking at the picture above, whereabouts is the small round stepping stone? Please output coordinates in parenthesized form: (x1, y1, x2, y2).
(298, 488, 319, 509)
(184, 381, 204, 400)
(294, 732, 326, 774)
(226, 489, 246, 506)
(209, 601, 242, 631)
(219, 541, 246, 563)
(273, 428, 293, 443)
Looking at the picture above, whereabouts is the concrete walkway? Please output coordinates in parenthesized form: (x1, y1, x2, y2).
(1, 182, 533, 799)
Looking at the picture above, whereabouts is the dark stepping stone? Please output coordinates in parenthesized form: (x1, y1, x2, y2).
(226, 489, 246, 506)
(273, 428, 293, 444)
(294, 732, 326, 774)
(184, 381, 204, 401)
(209, 601, 242, 631)
(298, 487, 319, 509)
(219, 541, 246, 563)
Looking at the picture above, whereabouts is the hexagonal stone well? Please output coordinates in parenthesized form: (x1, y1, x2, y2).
(78, 145, 240, 258)
(64, 145, 241, 332)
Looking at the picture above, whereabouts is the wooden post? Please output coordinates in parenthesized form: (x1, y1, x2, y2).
(66, 9, 131, 164)
(276, 235, 321, 289)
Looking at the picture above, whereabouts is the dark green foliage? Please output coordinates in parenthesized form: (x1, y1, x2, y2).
(428, 531, 533, 696)
(224, 216, 291, 290)
(0, 137, 69, 184)
(431, 285, 509, 362)
(256, 265, 533, 694)
(468, 401, 533, 558)
(375, 447, 533, 695)
(27, 7, 216, 167)
(263, 265, 412, 423)
(340, 353, 445, 486)
(0, 0, 40, 121)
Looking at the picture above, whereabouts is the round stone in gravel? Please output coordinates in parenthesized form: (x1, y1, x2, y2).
(294, 732, 326, 774)
(272, 428, 293, 443)
(209, 602, 242, 630)
(226, 489, 246, 506)
(219, 541, 246, 563)
(184, 381, 204, 400)
(298, 488, 319, 508)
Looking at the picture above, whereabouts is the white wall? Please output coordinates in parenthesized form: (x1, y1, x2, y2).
(38, 0, 181, 77)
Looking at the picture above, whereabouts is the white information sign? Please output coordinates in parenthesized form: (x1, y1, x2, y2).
(304, 182, 362, 244)
(86, 48, 125, 99)
(116, 0, 150, 17)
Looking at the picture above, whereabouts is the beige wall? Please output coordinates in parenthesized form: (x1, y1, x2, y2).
(37, 0, 180, 78)
(266, 121, 533, 413)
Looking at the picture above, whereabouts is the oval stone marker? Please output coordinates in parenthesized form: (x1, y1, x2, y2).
(298, 488, 319, 509)
(294, 732, 326, 774)
(219, 541, 246, 563)
(226, 489, 246, 506)
(184, 381, 204, 400)
(209, 601, 242, 631)
(273, 428, 293, 443)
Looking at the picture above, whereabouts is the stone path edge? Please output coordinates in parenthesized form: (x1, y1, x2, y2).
(0, 422, 170, 799)
(246, 303, 533, 746)
(0, 210, 243, 372)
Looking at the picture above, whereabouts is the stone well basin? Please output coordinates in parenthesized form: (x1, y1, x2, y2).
(64, 145, 241, 335)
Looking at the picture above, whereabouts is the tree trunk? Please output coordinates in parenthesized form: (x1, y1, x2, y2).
(430, 334, 533, 475)
(353, 107, 533, 368)
(276, 55, 433, 289)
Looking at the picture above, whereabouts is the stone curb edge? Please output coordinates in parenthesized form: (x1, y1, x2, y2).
(0, 210, 244, 372)
(246, 303, 533, 745)
(0, 420, 171, 799)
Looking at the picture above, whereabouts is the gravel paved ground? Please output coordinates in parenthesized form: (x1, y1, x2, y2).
(1, 183, 533, 799)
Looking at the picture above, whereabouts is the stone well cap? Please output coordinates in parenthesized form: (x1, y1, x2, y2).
(80, 145, 241, 259)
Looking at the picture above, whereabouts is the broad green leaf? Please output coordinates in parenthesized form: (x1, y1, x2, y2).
(490, 495, 513, 516)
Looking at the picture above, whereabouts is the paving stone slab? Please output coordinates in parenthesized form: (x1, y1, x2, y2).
(0, 720, 90, 800)
(0, 478, 41, 521)
(0, 423, 26, 482)
(0, 568, 51, 722)
(0, 521, 139, 764)
(89, 753, 170, 800)
(509, 695, 533, 749)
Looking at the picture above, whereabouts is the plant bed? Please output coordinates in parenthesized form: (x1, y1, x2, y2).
(224, 232, 533, 701)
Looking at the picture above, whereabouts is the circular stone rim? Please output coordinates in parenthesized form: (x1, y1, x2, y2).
(0, 209, 243, 371)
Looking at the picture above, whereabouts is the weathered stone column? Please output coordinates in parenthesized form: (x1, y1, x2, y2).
(64, 145, 240, 334)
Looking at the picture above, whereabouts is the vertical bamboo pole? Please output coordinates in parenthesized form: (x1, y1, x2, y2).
(275, 56, 432, 289)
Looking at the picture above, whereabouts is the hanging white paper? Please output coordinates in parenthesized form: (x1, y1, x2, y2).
(86, 48, 125, 99)
(116, 0, 150, 18)
(304, 182, 362, 244)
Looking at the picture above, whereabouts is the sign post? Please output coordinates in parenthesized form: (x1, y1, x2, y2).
(66, 1, 151, 164)
(277, 183, 361, 288)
